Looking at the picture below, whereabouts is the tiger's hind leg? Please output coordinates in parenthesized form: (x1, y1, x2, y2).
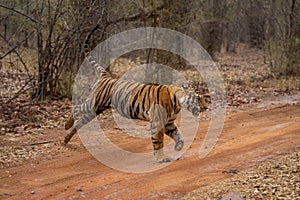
(65, 115, 75, 130)
(65, 105, 87, 131)
(165, 117, 184, 151)
(64, 113, 95, 144)
(64, 126, 77, 144)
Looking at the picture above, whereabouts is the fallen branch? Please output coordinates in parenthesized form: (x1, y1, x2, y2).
(28, 140, 60, 146)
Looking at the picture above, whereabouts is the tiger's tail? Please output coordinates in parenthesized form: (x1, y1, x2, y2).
(86, 55, 110, 77)
(64, 55, 106, 131)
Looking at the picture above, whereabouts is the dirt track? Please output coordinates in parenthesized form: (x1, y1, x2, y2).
(1, 104, 300, 199)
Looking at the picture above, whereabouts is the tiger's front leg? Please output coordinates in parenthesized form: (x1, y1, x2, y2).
(165, 116, 184, 151)
(149, 106, 172, 163)
(150, 123, 172, 163)
(166, 125, 184, 151)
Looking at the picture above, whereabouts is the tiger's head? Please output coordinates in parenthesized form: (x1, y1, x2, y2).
(169, 85, 208, 117)
(183, 90, 208, 117)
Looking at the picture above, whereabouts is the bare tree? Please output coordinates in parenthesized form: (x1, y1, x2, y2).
(1, 0, 299, 102)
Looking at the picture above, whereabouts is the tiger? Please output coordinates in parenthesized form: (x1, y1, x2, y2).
(64, 57, 207, 163)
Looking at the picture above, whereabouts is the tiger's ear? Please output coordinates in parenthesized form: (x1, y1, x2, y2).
(182, 84, 194, 93)
(182, 84, 188, 89)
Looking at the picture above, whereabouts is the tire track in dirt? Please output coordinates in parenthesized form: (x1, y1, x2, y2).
(1, 105, 300, 199)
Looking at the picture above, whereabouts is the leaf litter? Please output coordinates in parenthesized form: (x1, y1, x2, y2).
(182, 147, 300, 200)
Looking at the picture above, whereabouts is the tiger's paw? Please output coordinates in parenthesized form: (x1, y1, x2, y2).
(156, 156, 172, 163)
(175, 140, 184, 151)
(154, 149, 172, 163)
(63, 135, 72, 145)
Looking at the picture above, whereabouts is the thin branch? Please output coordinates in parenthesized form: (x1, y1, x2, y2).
(0, 31, 34, 60)
(0, 33, 34, 82)
(84, 0, 170, 49)
(5, 78, 33, 104)
(0, 43, 18, 60)
(0, 4, 43, 25)
(4, 74, 60, 104)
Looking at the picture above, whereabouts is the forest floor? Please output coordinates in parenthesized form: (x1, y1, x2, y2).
(1, 44, 300, 199)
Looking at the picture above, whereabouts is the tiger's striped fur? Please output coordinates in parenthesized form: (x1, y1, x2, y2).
(64, 59, 207, 163)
